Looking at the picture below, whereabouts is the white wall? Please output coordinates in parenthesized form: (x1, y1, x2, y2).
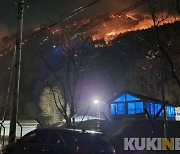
(0, 120, 38, 137)
(175, 107, 180, 121)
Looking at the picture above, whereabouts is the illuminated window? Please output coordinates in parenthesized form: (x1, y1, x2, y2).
(113, 94, 140, 102)
(166, 106, 175, 118)
(113, 94, 125, 102)
(136, 102, 143, 113)
(127, 102, 143, 114)
(110, 103, 125, 115)
(146, 102, 155, 115)
(128, 103, 135, 114)
(171, 107, 175, 118)
(154, 103, 162, 116)
(126, 94, 140, 101)
(111, 104, 116, 115)
(117, 103, 125, 114)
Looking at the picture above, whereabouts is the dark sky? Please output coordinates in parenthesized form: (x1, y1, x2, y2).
(0, 0, 178, 44)
(0, 0, 86, 38)
(0, 0, 148, 39)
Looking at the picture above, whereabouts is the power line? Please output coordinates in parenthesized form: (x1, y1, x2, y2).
(0, 0, 101, 57)
(0, 0, 151, 57)
(89, 0, 150, 30)
(11, 0, 153, 72)
(71, 0, 150, 39)
(0, 0, 154, 84)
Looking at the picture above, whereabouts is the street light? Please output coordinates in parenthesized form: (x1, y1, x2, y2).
(94, 99, 100, 119)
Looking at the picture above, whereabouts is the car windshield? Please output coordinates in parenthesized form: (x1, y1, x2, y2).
(20, 130, 65, 145)
(20, 131, 36, 143)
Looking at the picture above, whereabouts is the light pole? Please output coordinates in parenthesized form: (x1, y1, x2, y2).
(9, 0, 24, 143)
(94, 99, 100, 119)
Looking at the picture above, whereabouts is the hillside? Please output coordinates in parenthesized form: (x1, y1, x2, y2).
(0, 21, 179, 123)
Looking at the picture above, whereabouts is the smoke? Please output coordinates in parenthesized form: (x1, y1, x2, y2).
(0, 0, 179, 49)
(92, 12, 179, 43)
(0, 24, 9, 39)
(89, 0, 149, 15)
(0, 24, 14, 49)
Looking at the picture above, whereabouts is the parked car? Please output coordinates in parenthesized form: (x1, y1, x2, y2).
(1, 128, 116, 154)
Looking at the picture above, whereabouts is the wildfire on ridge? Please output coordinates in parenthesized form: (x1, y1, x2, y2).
(1, 13, 177, 54)
(32, 12, 179, 45)
(31, 13, 179, 49)
(92, 13, 180, 46)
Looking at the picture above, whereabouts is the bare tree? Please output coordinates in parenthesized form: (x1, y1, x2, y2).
(39, 24, 94, 127)
(146, 0, 180, 143)
(148, 0, 180, 87)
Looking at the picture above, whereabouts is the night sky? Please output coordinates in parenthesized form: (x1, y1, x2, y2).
(0, 0, 178, 48)
(0, 0, 85, 38)
(0, 0, 148, 39)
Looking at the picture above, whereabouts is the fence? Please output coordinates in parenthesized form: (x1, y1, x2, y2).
(0, 120, 38, 148)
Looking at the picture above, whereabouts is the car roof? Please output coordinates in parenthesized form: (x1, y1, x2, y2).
(33, 128, 102, 135)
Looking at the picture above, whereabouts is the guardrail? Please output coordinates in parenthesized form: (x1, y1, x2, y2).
(17, 121, 23, 138)
(0, 122, 5, 147)
(0, 119, 39, 148)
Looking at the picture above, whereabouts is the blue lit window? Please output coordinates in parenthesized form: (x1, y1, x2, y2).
(127, 102, 143, 114)
(117, 103, 125, 114)
(128, 103, 135, 114)
(166, 106, 171, 117)
(126, 94, 140, 101)
(154, 103, 162, 116)
(171, 107, 175, 118)
(113, 94, 125, 102)
(135, 102, 143, 113)
(146, 102, 155, 115)
(166, 106, 175, 118)
(111, 104, 116, 115)
(111, 103, 125, 115)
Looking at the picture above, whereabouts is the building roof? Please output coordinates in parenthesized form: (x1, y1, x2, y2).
(108, 91, 175, 106)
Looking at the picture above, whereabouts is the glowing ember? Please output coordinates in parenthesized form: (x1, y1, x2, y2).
(52, 29, 61, 34)
(34, 27, 41, 32)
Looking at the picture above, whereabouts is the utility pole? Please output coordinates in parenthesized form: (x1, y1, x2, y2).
(8, 0, 24, 143)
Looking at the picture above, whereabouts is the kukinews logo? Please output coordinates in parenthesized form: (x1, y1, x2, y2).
(124, 138, 180, 151)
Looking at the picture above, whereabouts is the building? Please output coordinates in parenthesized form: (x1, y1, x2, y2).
(175, 107, 180, 121)
(108, 91, 180, 154)
(109, 91, 176, 122)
